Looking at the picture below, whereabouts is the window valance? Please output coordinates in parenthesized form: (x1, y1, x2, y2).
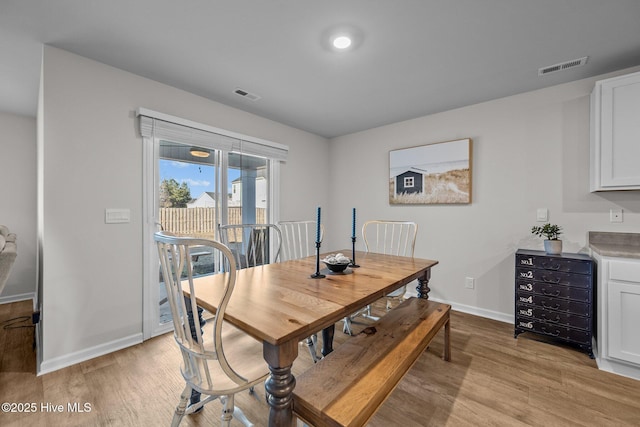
(137, 108, 288, 161)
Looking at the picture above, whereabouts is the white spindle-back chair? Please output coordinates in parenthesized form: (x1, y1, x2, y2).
(278, 220, 324, 261)
(218, 224, 282, 268)
(278, 220, 325, 362)
(155, 232, 269, 427)
(343, 220, 418, 335)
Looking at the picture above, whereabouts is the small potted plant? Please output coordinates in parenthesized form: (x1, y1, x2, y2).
(531, 223, 563, 255)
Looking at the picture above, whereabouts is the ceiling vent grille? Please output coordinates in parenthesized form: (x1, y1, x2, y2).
(538, 56, 588, 76)
(234, 88, 261, 101)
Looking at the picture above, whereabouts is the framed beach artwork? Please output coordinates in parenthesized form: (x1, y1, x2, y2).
(389, 138, 472, 205)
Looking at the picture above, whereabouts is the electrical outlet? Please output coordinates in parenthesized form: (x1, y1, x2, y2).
(536, 208, 548, 222)
(610, 209, 623, 223)
(465, 277, 475, 289)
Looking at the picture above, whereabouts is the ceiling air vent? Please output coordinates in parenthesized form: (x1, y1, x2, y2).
(234, 88, 261, 101)
(538, 56, 588, 76)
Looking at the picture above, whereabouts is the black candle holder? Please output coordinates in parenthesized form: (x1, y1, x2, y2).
(310, 241, 326, 279)
(349, 236, 360, 268)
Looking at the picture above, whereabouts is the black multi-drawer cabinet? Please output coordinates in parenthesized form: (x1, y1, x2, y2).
(514, 249, 595, 358)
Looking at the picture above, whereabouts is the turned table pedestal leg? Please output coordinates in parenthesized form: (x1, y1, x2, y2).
(263, 340, 298, 427)
(416, 269, 432, 299)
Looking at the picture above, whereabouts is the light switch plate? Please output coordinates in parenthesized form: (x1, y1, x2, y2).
(465, 277, 475, 289)
(105, 208, 131, 224)
(536, 208, 548, 222)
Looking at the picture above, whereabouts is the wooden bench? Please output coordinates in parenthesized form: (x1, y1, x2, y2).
(293, 297, 451, 427)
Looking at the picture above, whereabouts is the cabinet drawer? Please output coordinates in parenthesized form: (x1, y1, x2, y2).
(516, 281, 591, 302)
(516, 253, 592, 275)
(515, 319, 592, 345)
(516, 267, 592, 288)
(516, 303, 591, 330)
(609, 259, 640, 282)
(516, 292, 591, 316)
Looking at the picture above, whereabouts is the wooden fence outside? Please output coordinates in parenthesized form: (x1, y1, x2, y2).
(159, 207, 266, 237)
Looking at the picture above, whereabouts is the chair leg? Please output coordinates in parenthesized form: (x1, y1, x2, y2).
(220, 395, 233, 426)
(233, 404, 254, 427)
(306, 334, 321, 363)
(171, 385, 191, 427)
(342, 317, 353, 335)
(362, 305, 380, 322)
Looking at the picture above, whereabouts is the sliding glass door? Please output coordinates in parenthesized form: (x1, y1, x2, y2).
(155, 141, 219, 326)
(143, 138, 275, 338)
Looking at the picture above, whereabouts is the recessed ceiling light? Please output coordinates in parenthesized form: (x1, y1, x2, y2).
(190, 147, 210, 158)
(322, 25, 363, 52)
(332, 36, 352, 49)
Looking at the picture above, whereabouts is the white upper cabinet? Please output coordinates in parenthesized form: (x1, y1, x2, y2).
(590, 71, 640, 191)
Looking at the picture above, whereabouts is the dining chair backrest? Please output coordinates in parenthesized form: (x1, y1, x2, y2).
(362, 220, 417, 257)
(155, 231, 269, 425)
(218, 223, 282, 269)
(278, 220, 324, 261)
(155, 231, 242, 389)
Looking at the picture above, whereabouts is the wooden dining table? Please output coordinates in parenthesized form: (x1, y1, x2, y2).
(188, 249, 438, 427)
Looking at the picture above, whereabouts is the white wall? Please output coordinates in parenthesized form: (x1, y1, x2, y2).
(29, 45, 640, 371)
(0, 111, 37, 303)
(326, 66, 640, 321)
(39, 46, 329, 372)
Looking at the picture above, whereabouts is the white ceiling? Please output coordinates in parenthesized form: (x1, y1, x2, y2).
(1, 1, 640, 138)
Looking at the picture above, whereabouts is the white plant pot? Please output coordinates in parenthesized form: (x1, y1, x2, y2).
(544, 240, 562, 255)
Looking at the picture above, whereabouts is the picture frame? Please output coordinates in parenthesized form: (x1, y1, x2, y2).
(389, 138, 472, 205)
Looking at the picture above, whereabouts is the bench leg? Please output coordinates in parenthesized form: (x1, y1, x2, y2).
(443, 317, 451, 361)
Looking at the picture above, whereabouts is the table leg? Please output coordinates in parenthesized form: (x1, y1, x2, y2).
(416, 269, 431, 299)
(263, 340, 298, 427)
(321, 324, 335, 357)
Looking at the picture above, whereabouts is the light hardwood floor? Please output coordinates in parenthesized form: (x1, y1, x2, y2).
(1, 299, 639, 426)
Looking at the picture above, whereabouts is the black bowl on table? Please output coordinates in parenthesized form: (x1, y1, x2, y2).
(322, 261, 350, 273)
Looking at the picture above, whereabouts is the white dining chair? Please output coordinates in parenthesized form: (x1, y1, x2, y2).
(155, 231, 269, 427)
(343, 220, 418, 335)
(278, 220, 324, 262)
(278, 220, 325, 362)
(218, 223, 282, 268)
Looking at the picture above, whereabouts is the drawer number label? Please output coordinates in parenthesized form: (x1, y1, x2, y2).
(519, 283, 533, 291)
(520, 308, 533, 317)
(519, 321, 533, 329)
(519, 296, 533, 303)
(519, 271, 534, 279)
(519, 308, 533, 316)
(520, 257, 533, 266)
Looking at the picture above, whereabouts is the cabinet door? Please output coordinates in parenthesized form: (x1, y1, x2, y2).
(608, 281, 640, 365)
(600, 73, 640, 188)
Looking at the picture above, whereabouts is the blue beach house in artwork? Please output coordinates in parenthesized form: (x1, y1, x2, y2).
(395, 168, 424, 195)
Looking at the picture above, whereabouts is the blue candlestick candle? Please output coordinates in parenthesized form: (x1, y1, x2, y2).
(352, 208, 356, 239)
(350, 207, 360, 268)
(311, 206, 326, 278)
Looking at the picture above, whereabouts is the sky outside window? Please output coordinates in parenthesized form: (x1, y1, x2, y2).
(159, 160, 240, 199)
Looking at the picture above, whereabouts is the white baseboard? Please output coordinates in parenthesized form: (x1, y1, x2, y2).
(595, 356, 640, 381)
(428, 297, 513, 324)
(0, 292, 35, 306)
(38, 333, 143, 375)
(403, 286, 513, 324)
